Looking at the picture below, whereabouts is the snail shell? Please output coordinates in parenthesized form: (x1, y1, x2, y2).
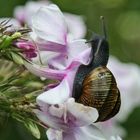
(78, 66, 121, 122)
(72, 34, 121, 122)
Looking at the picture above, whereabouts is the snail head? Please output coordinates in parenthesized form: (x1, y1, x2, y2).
(86, 17, 109, 68)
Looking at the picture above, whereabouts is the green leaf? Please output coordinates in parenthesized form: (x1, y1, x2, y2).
(0, 35, 12, 49)
(24, 121, 41, 139)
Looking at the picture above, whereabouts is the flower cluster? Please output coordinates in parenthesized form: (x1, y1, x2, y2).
(21, 4, 122, 140)
(14, 0, 86, 40)
(2, 0, 140, 140)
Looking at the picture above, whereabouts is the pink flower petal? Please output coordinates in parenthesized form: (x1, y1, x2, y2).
(14, 6, 26, 24)
(48, 39, 92, 70)
(15, 41, 37, 59)
(36, 69, 77, 105)
(30, 32, 67, 52)
(24, 61, 66, 80)
(36, 40, 67, 53)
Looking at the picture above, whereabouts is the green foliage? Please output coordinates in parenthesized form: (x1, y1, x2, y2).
(24, 121, 41, 139)
(0, 59, 46, 139)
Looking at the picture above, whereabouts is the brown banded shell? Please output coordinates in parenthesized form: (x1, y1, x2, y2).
(78, 66, 121, 122)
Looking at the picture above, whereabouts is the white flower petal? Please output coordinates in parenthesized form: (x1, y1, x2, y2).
(110, 136, 122, 140)
(37, 76, 70, 105)
(35, 109, 68, 130)
(64, 13, 86, 40)
(66, 98, 98, 126)
(49, 104, 65, 118)
(14, 1, 86, 40)
(32, 50, 58, 65)
(108, 56, 140, 122)
(47, 125, 107, 140)
(36, 65, 78, 105)
(14, 1, 50, 25)
(73, 125, 106, 140)
(32, 4, 67, 45)
(95, 120, 126, 138)
(47, 128, 63, 140)
(67, 39, 92, 66)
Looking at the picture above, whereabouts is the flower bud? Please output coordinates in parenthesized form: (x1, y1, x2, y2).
(15, 41, 37, 59)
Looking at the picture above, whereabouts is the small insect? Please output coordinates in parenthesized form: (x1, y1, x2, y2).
(72, 16, 121, 122)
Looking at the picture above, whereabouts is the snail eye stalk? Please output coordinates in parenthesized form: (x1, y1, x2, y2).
(100, 16, 107, 40)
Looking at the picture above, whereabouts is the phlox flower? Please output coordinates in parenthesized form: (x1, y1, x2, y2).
(25, 4, 92, 80)
(23, 4, 122, 140)
(14, 0, 86, 40)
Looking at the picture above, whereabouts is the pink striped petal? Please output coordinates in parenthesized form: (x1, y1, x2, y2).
(36, 98, 98, 130)
(36, 68, 77, 105)
(30, 32, 67, 53)
(48, 39, 92, 70)
(24, 61, 66, 80)
(36, 40, 67, 53)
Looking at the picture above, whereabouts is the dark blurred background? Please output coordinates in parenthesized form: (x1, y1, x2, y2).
(0, 0, 140, 140)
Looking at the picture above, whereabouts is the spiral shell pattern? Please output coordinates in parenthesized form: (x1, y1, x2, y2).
(78, 66, 121, 122)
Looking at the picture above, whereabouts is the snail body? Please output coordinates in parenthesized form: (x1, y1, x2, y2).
(72, 34, 121, 122)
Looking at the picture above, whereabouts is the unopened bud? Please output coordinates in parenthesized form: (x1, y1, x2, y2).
(11, 32, 22, 39)
(10, 52, 24, 65)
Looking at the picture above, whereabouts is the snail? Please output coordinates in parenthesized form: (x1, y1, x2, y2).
(72, 17, 121, 122)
